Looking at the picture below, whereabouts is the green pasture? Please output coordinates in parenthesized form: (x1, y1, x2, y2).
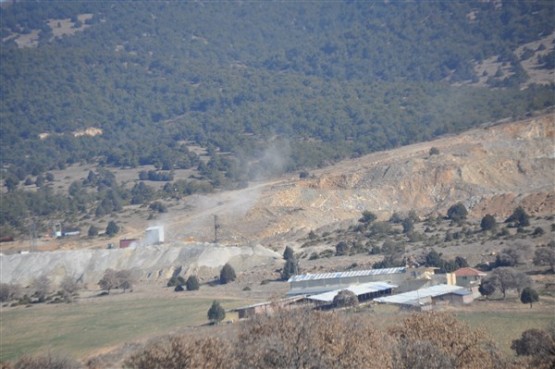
(0, 296, 248, 362)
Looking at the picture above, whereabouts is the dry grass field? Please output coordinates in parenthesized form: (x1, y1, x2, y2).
(0, 290, 255, 362)
(1, 275, 553, 364)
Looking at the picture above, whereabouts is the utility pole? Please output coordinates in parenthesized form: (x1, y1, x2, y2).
(214, 215, 221, 243)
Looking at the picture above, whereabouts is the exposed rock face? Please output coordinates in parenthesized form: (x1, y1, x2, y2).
(239, 114, 554, 240)
(0, 244, 281, 286)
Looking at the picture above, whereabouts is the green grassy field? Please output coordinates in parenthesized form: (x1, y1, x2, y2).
(0, 296, 248, 362)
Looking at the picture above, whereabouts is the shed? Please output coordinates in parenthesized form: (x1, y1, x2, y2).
(145, 226, 164, 245)
(119, 239, 139, 248)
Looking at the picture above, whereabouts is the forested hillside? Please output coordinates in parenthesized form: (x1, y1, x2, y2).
(1, 1, 554, 234)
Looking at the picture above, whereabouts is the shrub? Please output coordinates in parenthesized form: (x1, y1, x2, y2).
(125, 336, 232, 369)
(359, 210, 377, 224)
(0, 283, 21, 302)
(207, 300, 225, 323)
(335, 241, 349, 256)
(185, 275, 200, 291)
(447, 203, 468, 222)
(31, 275, 51, 302)
(505, 206, 530, 227)
(402, 218, 414, 234)
(520, 287, 539, 308)
(149, 201, 168, 213)
(479, 279, 496, 298)
(532, 227, 545, 236)
(12, 352, 81, 369)
(219, 263, 236, 284)
(333, 290, 359, 308)
(480, 214, 496, 231)
(87, 225, 99, 237)
(59, 276, 79, 300)
(370, 221, 393, 236)
(167, 275, 186, 287)
(425, 250, 442, 267)
(511, 327, 555, 368)
(105, 220, 119, 236)
(98, 269, 135, 293)
(309, 252, 319, 260)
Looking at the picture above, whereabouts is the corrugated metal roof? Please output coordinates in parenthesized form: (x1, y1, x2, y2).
(288, 267, 406, 283)
(374, 284, 467, 305)
(306, 282, 398, 303)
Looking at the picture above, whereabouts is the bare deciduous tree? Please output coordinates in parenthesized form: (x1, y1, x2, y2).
(31, 275, 51, 302)
(98, 269, 136, 294)
(98, 269, 118, 293)
(0, 283, 21, 302)
(59, 277, 79, 300)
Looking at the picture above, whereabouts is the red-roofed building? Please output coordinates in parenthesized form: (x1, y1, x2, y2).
(453, 267, 487, 289)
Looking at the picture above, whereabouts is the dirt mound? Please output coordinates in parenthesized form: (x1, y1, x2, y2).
(0, 243, 282, 286)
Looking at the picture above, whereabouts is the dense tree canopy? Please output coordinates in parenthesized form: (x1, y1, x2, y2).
(1, 1, 553, 179)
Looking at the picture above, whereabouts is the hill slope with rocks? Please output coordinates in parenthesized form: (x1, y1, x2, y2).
(2, 114, 553, 285)
(211, 113, 554, 243)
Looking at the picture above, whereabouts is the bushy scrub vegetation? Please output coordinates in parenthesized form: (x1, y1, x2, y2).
(511, 326, 555, 369)
(119, 309, 528, 369)
(98, 269, 136, 294)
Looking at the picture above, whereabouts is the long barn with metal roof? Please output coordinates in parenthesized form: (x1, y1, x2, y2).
(373, 284, 473, 307)
(306, 281, 398, 305)
(287, 267, 406, 296)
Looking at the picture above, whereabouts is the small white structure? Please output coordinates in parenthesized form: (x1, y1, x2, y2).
(145, 226, 164, 245)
